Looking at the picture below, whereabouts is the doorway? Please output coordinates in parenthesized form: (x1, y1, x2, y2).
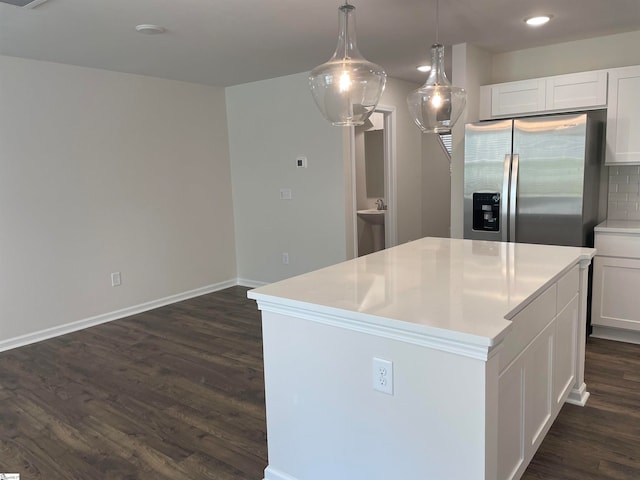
(349, 105, 397, 257)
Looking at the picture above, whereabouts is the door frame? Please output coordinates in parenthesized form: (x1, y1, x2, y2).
(347, 105, 397, 258)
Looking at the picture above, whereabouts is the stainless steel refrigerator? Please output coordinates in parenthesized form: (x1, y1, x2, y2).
(463, 111, 605, 247)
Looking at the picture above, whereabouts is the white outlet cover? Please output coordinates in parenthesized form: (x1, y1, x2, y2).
(372, 357, 393, 395)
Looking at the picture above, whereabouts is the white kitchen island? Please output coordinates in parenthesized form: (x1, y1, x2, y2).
(248, 237, 595, 480)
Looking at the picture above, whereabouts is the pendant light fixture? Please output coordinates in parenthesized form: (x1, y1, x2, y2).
(309, 2, 387, 127)
(406, 0, 466, 134)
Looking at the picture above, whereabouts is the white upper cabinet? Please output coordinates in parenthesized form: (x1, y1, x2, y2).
(606, 66, 640, 165)
(483, 79, 546, 118)
(480, 70, 608, 120)
(546, 71, 608, 111)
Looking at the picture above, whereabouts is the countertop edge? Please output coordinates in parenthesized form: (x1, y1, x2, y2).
(248, 250, 595, 355)
(595, 220, 640, 234)
(502, 251, 594, 320)
(248, 292, 508, 360)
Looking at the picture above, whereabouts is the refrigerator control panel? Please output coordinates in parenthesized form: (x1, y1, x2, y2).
(473, 193, 500, 232)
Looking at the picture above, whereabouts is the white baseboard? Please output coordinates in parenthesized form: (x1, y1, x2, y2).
(566, 382, 590, 407)
(238, 277, 269, 288)
(0, 279, 238, 353)
(263, 466, 299, 480)
(591, 325, 640, 345)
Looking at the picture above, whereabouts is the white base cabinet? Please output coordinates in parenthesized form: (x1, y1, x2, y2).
(592, 221, 640, 343)
(250, 238, 593, 480)
(498, 266, 580, 480)
(592, 256, 640, 341)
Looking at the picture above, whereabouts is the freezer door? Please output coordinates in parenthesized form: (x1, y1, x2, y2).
(512, 114, 587, 246)
(464, 119, 513, 241)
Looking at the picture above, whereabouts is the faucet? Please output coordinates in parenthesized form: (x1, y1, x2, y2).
(375, 198, 386, 210)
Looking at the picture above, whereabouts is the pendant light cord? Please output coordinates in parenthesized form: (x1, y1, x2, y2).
(435, 0, 439, 44)
(343, 0, 349, 58)
(341, 1, 356, 60)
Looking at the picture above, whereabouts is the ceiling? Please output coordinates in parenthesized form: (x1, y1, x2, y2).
(1, 0, 639, 87)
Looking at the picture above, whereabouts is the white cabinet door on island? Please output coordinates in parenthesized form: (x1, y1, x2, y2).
(249, 238, 595, 480)
(497, 264, 581, 480)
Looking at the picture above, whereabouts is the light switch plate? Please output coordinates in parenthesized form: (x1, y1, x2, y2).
(280, 188, 292, 200)
(111, 272, 122, 287)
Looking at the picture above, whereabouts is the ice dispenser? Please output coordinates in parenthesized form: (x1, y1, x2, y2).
(472, 193, 500, 232)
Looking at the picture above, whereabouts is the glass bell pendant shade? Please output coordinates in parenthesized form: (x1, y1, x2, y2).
(406, 44, 466, 134)
(309, 3, 386, 127)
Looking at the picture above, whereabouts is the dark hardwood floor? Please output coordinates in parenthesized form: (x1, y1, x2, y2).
(522, 337, 640, 480)
(0, 286, 638, 479)
(0, 287, 267, 479)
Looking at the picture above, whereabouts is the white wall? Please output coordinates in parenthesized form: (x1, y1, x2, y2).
(0, 55, 236, 345)
(226, 74, 423, 284)
(354, 127, 373, 256)
(378, 78, 423, 245)
(360, 129, 385, 207)
(451, 44, 493, 238)
(354, 128, 368, 210)
(491, 30, 640, 84)
(421, 134, 451, 238)
(226, 72, 346, 284)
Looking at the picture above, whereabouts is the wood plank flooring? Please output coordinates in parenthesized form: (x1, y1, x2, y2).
(0, 285, 639, 479)
(0, 287, 267, 479)
(522, 337, 640, 480)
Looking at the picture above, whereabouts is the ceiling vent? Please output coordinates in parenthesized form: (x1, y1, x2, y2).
(1, 0, 50, 7)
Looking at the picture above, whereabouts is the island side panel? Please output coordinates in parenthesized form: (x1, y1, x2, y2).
(566, 258, 592, 406)
(260, 310, 498, 480)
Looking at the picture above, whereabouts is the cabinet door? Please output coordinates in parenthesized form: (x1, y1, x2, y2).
(606, 66, 640, 165)
(498, 358, 525, 480)
(592, 255, 640, 330)
(491, 79, 546, 117)
(554, 295, 578, 405)
(524, 322, 554, 450)
(498, 320, 556, 480)
(546, 71, 607, 111)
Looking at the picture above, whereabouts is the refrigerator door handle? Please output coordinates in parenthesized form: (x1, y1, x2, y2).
(501, 154, 511, 242)
(509, 154, 520, 242)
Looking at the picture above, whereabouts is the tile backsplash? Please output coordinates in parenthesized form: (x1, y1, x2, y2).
(608, 165, 640, 220)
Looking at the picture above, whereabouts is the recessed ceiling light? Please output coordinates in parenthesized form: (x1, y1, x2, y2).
(417, 65, 431, 73)
(135, 24, 166, 34)
(525, 15, 552, 27)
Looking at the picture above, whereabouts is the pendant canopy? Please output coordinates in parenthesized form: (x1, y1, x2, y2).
(407, 43, 466, 134)
(309, 3, 386, 127)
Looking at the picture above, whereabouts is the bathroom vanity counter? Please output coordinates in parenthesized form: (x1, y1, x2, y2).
(249, 237, 595, 480)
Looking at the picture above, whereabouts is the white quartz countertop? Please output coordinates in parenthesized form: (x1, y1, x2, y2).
(595, 219, 640, 234)
(248, 237, 595, 347)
